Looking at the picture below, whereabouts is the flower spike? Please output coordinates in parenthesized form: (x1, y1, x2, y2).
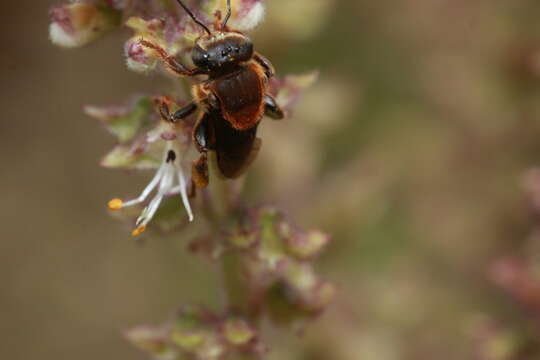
(108, 144, 194, 236)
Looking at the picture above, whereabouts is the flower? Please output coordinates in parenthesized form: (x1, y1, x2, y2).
(123, 15, 202, 74)
(85, 96, 195, 235)
(124, 37, 159, 73)
(268, 71, 319, 117)
(49, 2, 120, 48)
(225, 207, 335, 324)
(84, 95, 154, 143)
(206, 0, 266, 31)
(123, 17, 168, 74)
(108, 140, 194, 236)
(126, 306, 264, 360)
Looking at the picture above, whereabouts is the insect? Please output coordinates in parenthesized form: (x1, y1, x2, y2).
(141, 0, 284, 190)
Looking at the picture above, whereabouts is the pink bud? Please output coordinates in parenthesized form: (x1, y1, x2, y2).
(49, 3, 119, 48)
(231, 0, 265, 30)
(124, 38, 158, 73)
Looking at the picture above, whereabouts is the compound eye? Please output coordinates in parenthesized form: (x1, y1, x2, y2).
(192, 46, 211, 68)
(237, 41, 253, 61)
(221, 46, 233, 58)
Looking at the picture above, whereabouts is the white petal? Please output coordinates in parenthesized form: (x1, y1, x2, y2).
(177, 168, 194, 222)
(122, 164, 166, 207)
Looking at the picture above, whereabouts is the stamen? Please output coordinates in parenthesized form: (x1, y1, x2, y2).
(131, 225, 147, 236)
(136, 191, 164, 227)
(122, 165, 166, 207)
(108, 198, 124, 210)
(134, 162, 175, 228)
(177, 168, 194, 222)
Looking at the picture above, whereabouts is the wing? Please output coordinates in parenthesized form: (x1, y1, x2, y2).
(210, 63, 266, 131)
(193, 110, 260, 179)
(214, 113, 260, 178)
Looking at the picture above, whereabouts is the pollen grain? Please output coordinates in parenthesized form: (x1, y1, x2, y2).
(131, 225, 147, 236)
(108, 198, 124, 210)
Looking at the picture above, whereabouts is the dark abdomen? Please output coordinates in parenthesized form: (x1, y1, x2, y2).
(195, 110, 259, 178)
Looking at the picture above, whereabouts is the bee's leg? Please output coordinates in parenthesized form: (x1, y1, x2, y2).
(193, 111, 214, 152)
(254, 52, 275, 79)
(264, 94, 285, 120)
(192, 153, 209, 189)
(190, 112, 213, 189)
(155, 97, 197, 123)
(169, 103, 197, 123)
(139, 40, 206, 77)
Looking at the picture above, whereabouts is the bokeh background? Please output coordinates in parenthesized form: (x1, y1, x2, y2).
(5, 0, 540, 359)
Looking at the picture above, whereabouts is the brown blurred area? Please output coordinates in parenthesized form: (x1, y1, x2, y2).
(5, 0, 540, 359)
(2, 1, 221, 359)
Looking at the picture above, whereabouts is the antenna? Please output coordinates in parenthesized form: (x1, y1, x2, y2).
(174, 0, 212, 35)
(222, 0, 232, 29)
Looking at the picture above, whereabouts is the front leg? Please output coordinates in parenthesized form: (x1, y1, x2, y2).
(140, 40, 206, 77)
(254, 52, 275, 79)
(171, 102, 197, 122)
(264, 94, 284, 119)
(156, 97, 198, 123)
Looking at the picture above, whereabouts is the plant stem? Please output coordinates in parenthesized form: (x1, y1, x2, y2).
(206, 153, 251, 312)
(207, 152, 230, 221)
(207, 152, 259, 359)
(221, 250, 250, 312)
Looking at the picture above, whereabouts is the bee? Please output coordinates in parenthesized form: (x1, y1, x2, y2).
(141, 0, 284, 190)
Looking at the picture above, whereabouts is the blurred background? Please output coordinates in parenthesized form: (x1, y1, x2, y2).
(5, 0, 540, 359)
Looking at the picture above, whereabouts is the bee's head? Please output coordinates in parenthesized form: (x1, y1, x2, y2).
(192, 33, 253, 71)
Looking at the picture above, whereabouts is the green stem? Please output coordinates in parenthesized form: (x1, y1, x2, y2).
(206, 153, 260, 359)
(206, 152, 252, 313)
(221, 251, 250, 312)
(207, 152, 230, 221)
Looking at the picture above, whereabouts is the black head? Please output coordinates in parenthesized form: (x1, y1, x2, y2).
(192, 33, 254, 71)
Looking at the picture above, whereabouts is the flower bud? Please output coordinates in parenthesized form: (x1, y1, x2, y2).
(285, 230, 330, 260)
(230, 0, 266, 31)
(124, 37, 158, 73)
(208, 0, 265, 31)
(49, 3, 119, 48)
(270, 71, 319, 115)
(84, 96, 154, 143)
(223, 319, 255, 345)
(124, 326, 175, 357)
(307, 280, 336, 311)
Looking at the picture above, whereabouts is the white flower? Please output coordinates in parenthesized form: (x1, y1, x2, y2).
(108, 141, 193, 236)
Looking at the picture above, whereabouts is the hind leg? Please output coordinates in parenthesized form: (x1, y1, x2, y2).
(192, 153, 209, 189)
(191, 112, 213, 189)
